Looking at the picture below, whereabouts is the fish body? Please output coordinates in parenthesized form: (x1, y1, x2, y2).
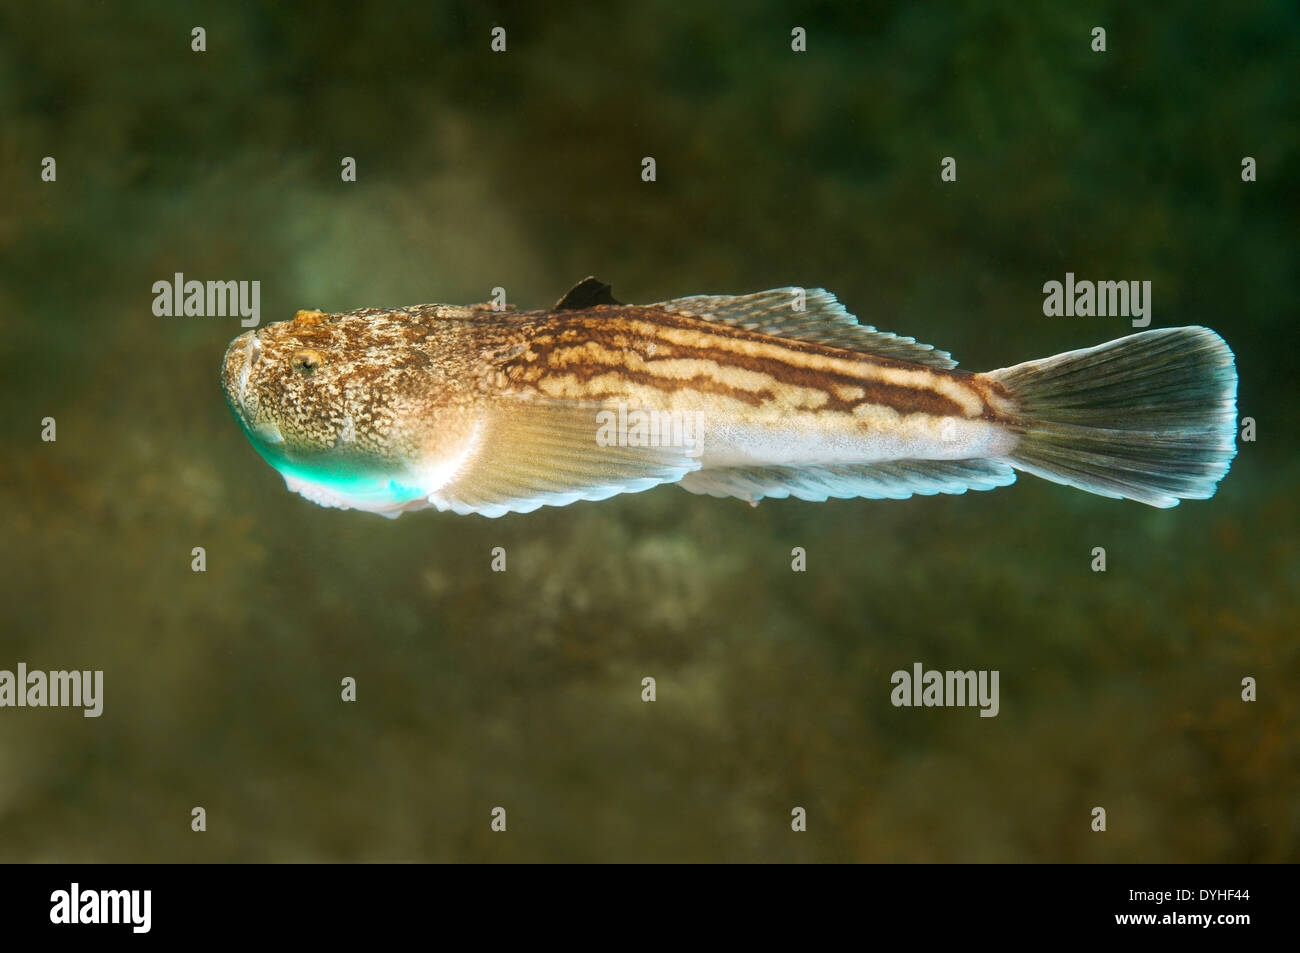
(220, 278, 1238, 517)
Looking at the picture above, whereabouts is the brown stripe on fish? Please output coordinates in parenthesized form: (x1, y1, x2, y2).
(509, 311, 990, 419)
(526, 363, 775, 408)
(623, 319, 990, 417)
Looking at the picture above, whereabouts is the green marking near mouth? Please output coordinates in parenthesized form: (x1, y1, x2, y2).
(243, 430, 424, 510)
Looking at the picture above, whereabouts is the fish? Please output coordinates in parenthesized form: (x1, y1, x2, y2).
(219, 277, 1238, 518)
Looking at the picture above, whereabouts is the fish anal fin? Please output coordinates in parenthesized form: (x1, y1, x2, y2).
(677, 459, 1015, 503)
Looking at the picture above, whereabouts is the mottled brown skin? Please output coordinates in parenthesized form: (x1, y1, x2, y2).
(223, 305, 509, 469)
(221, 286, 1030, 518)
(220, 284, 1238, 515)
(504, 306, 1012, 421)
(223, 302, 1013, 461)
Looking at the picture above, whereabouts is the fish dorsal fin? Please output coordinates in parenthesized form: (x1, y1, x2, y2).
(650, 288, 957, 368)
(554, 276, 622, 311)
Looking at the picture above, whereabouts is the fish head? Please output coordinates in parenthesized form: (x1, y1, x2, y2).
(220, 308, 479, 516)
(222, 311, 336, 455)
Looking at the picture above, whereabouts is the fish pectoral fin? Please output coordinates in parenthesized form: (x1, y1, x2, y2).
(650, 288, 958, 369)
(429, 399, 700, 518)
(677, 459, 1016, 503)
(553, 276, 622, 311)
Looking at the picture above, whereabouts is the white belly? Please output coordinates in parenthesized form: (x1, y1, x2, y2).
(697, 409, 1019, 468)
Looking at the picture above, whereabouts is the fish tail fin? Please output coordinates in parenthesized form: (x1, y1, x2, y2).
(987, 326, 1238, 507)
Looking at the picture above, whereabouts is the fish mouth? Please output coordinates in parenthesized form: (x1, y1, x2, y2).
(245, 332, 262, 370)
(236, 332, 261, 404)
(223, 331, 284, 445)
(250, 417, 285, 446)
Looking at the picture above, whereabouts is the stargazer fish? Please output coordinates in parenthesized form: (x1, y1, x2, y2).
(220, 277, 1238, 518)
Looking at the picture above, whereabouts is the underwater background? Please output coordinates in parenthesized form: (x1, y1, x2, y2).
(0, 0, 1296, 862)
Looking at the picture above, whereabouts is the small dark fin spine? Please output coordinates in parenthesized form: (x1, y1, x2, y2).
(554, 277, 622, 310)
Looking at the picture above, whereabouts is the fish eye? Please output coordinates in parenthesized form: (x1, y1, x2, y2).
(291, 348, 325, 375)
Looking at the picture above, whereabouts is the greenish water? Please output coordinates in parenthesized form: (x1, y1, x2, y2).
(0, 1, 1296, 861)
